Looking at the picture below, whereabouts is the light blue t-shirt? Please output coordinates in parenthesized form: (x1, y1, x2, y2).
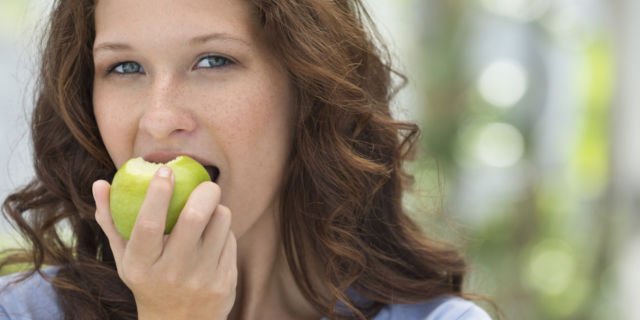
(0, 268, 491, 319)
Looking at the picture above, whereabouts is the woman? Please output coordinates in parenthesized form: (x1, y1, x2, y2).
(0, 0, 492, 319)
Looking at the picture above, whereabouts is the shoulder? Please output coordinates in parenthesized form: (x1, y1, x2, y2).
(373, 296, 492, 320)
(0, 267, 62, 320)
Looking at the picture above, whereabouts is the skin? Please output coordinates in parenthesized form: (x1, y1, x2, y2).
(91, 0, 319, 318)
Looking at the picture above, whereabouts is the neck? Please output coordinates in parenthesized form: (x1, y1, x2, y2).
(228, 210, 321, 320)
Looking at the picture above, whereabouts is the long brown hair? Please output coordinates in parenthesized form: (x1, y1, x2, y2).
(1, 0, 468, 319)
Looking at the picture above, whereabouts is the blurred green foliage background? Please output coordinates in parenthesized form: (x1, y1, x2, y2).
(398, 1, 639, 319)
(1, 0, 638, 319)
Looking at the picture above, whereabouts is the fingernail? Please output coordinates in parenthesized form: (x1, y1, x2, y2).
(157, 166, 172, 178)
(91, 182, 97, 199)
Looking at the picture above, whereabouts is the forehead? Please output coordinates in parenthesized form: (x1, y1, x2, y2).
(94, 0, 256, 42)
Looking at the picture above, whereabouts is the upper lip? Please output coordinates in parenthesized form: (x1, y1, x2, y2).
(141, 151, 221, 182)
(142, 151, 215, 168)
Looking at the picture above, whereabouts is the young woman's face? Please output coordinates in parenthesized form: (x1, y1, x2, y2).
(92, 0, 295, 237)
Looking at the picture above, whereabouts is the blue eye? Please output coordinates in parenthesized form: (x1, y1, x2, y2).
(196, 55, 233, 69)
(110, 61, 144, 74)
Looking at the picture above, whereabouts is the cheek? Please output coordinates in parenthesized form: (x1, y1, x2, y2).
(218, 77, 295, 162)
(93, 89, 138, 168)
(210, 72, 295, 229)
(203, 67, 295, 154)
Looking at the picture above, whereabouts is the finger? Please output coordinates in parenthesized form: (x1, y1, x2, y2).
(163, 181, 221, 258)
(211, 231, 237, 295)
(200, 204, 232, 267)
(216, 231, 237, 273)
(93, 180, 126, 265)
(126, 166, 174, 266)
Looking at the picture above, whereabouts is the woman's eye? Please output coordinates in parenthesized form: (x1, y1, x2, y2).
(110, 62, 144, 74)
(196, 55, 233, 69)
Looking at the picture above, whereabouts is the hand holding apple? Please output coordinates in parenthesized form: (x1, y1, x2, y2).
(109, 155, 211, 239)
(93, 156, 238, 319)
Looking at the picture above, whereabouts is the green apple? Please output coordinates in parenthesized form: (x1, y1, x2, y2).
(109, 155, 211, 239)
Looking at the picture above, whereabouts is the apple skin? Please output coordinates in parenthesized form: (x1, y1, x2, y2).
(109, 155, 211, 239)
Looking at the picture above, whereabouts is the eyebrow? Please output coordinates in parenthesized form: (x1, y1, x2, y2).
(189, 33, 250, 46)
(93, 32, 250, 53)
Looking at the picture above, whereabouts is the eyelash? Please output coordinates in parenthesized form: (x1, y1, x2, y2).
(106, 55, 235, 75)
(108, 61, 144, 75)
(195, 55, 234, 69)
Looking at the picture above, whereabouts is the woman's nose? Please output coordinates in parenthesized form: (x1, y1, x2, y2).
(137, 79, 197, 140)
